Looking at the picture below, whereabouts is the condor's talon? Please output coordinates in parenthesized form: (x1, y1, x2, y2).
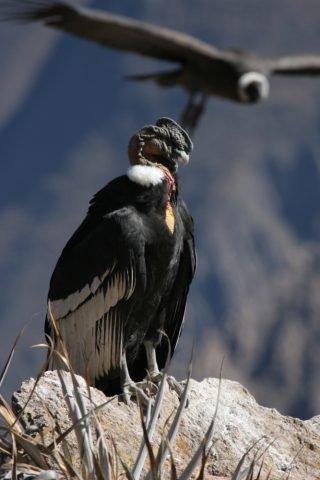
(167, 375, 188, 404)
(134, 381, 157, 396)
(139, 375, 163, 394)
(120, 382, 152, 407)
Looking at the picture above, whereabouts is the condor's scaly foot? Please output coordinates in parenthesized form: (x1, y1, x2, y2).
(142, 371, 187, 403)
(120, 381, 152, 407)
(143, 340, 187, 401)
(119, 350, 153, 406)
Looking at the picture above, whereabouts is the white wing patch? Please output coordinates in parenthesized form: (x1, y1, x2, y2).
(50, 264, 116, 319)
(127, 164, 165, 186)
(95, 308, 123, 379)
(48, 265, 136, 383)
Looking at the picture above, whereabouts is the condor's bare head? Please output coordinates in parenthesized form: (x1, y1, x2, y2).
(128, 118, 193, 173)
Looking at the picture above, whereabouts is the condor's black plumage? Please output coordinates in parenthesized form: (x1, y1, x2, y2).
(46, 118, 195, 400)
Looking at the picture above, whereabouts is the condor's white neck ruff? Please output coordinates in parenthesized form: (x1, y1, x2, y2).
(238, 71, 270, 102)
(127, 165, 165, 187)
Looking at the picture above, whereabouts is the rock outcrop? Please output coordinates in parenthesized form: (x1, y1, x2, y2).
(11, 371, 320, 479)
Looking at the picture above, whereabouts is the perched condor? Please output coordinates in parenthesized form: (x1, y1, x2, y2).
(47, 118, 196, 402)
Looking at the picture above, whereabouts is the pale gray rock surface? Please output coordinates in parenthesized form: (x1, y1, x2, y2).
(11, 371, 320, 479)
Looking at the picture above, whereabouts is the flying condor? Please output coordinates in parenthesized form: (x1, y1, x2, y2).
(3, 0, 320, 132)
(46, 118, 196, 402)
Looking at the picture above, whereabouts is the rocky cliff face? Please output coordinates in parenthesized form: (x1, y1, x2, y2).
(8, 371, 320, 479)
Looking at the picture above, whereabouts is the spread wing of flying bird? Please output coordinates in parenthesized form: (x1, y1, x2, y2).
(3, 0, 320, 132)
(46, 118, 196, 402)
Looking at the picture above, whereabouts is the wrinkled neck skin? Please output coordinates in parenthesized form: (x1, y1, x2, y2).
(155, 163, 177, 207)
(138, 157, 179, 206)
(127, 135, 179, 204)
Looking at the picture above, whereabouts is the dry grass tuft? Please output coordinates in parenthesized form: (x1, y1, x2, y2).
(0, 318, 271, 479)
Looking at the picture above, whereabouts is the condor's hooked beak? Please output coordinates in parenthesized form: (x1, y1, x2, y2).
(173, 149, 190, 165)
